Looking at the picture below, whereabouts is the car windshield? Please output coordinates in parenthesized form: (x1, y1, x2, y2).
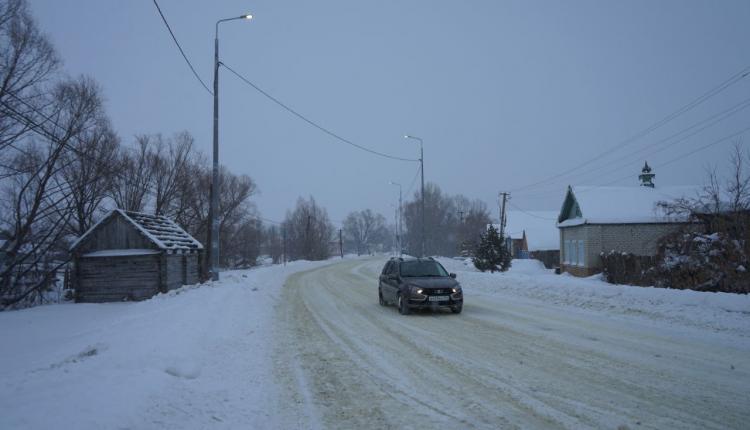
(399, 261, 449, 277)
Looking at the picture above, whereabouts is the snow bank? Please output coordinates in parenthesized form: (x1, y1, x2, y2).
(0, 258, 341, 430)
(438, 257, 750, 335)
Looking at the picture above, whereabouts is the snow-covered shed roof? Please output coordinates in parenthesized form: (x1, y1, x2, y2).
(557, 185, 698, 227)
(70, 209, 203, 251)
(492, 210, 559, 251)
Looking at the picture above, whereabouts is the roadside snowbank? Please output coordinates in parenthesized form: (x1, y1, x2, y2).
(0, 258, 342, 430)
(439, 257, 750, 335)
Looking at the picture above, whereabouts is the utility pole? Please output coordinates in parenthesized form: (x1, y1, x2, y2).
(282, 227, 287, 266)
(398, 189, 403, 256)
(389, 181, 403, 256)
(208, 23, 220, 281)
(457, 210, 465, 257)
(420, 144, 425, 257)
(208, 13, 252, 282)
(405, 135, 425, 257)
(305, 214, 312, 259)
(499, 192, 509, 238)
(339, 229, 343, 258)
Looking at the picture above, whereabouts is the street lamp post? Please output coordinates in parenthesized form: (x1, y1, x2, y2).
(389, 181, 402, 255)
(208, 13, 252, 282)
(404, 135, 424, 257)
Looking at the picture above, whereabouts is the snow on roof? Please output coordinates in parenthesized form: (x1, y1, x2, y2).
(70, 209, 203, 251)
(493, 210, 559, 251)
(123, 210, 203, 250)
(559, 185, 699, 226)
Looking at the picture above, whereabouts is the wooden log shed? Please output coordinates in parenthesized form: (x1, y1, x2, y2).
(70, 209, 204, 302)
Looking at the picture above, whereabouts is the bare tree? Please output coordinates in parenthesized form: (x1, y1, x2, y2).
(151, 131, 195, 217)
(59, 112, 119, 236)
(264, 225, 284, 264)
(454, 196, 491, 256)
(217, 171, 258, 267)
(725, 140, 750, 212)
(222, 217, 263, 268)
(342, 209, 387, 255)
(402, 184, 491, 257)
(403, 183, 458, 256)
(110, 135, 155, 212)
(0, 0, 59, 152)
(1, 75, 104, 308)
(282, 197, 334, 261)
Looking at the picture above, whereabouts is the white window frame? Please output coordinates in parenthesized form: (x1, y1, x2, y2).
(577, 240, 585, 267)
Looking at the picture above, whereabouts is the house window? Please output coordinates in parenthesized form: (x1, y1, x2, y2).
(564, 239, 585, 266)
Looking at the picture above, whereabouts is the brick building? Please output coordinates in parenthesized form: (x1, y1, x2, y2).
(556, 184, 696, 277)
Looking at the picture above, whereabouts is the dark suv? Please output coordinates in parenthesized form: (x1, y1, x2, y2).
(378, 257, 463, 315)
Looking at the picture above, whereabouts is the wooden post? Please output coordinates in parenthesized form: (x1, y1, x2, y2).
(339, 229, 343, 258)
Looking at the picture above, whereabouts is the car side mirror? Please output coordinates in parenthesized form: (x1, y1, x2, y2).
(389, 274, 399, 281)
(449, 273, 457, 279)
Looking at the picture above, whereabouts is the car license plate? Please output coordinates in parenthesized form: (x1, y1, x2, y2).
(428, 295, 449, 302)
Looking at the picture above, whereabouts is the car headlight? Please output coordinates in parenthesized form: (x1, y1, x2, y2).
(410, 286, 424, 295)
(451, 286, 462, 294)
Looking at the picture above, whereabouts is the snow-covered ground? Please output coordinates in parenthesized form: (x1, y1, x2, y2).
(1, 256, 749, 429)
(438, 257, 750, 336)
(0, 258, 343, 429)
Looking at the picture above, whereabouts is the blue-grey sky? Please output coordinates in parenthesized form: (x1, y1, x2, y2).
(28, 0, 750, 224)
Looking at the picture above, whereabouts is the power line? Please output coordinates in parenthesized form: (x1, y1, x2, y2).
(152, 0, 212, 95)
(584, 126, 750, 192)
(515, 125, 750, 200)
(220, 62, 420, 163)
(507, 202, 557, 221)
(574, 97, 750, 182)
(510, 64, 750, 193)
(258, 216, 282, 225)
(514, 97, 750, 197)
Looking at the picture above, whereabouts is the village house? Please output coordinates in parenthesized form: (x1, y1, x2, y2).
(70, 209, 204, 302)
(557, 163, 695, 276)
(505, 209, 558, 255)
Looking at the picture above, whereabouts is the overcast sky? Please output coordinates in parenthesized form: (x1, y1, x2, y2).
(28, 0, 750, 225)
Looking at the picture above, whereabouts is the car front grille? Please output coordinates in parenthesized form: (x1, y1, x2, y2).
(425, 289, 449, 295)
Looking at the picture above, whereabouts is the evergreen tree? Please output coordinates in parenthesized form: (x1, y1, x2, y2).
(472, 225, 512, 272)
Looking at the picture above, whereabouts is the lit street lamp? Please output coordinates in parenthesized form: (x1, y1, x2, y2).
(389, 181, 402, 255)
(208, 13, 252, 281)
(404, 135, 424, 257)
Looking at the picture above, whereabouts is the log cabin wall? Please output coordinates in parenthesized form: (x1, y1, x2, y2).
(76, 254, 161, 302)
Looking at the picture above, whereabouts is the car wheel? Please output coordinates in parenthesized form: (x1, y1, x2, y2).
(398, 294, 411, 315)
(378, 289, 386, 306)
(451, 305, 463, 314)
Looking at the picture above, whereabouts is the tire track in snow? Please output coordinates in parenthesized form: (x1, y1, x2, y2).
(275, 258, 750, 430)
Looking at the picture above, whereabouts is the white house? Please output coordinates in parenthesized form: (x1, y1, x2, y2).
(556, 185, 696, 276)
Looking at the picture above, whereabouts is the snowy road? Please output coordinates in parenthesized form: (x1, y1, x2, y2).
(1, 257, 748, 429)
(274, 258, 750, 430)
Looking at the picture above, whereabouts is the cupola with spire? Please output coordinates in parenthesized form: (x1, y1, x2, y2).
(639, 161, 655, 188)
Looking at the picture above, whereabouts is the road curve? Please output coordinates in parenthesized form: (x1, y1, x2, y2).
(272, 258, 750, 430)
